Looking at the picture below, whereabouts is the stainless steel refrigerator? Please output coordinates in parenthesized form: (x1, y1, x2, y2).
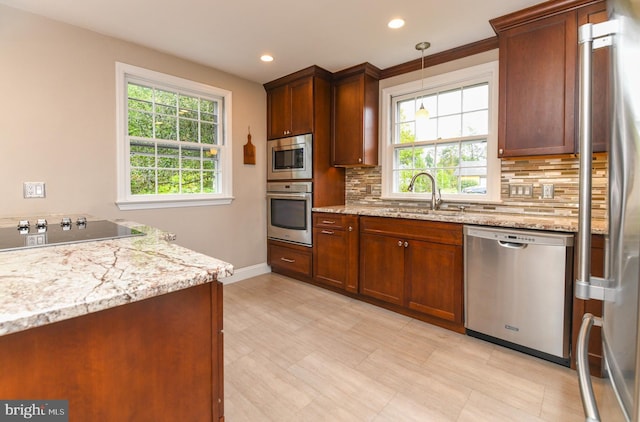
(575, 0, 640, 421)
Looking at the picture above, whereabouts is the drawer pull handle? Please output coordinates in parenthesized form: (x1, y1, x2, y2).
(322, 220, 336, 224)
(321, 230, 334, 235)
(280, 257, 295, 263)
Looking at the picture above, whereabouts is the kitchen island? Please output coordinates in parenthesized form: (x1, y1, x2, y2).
(0, 219, 232, 421)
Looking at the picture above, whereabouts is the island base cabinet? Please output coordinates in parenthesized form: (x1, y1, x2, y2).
(0, 282, 224, 422)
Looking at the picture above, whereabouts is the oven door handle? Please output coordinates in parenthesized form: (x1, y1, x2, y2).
(266, 193, 310, 199)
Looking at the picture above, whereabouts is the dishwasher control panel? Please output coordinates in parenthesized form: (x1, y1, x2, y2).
(464, 226, 573, 247)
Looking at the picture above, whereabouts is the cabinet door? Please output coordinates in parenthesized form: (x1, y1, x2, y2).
(332, 74, 364, 165)
(578, 1, 609, 153)
(267, 84, 289, 139)
(289, 77, 314, 136)
(313, 227, 349, 289)
(405, 240, 463, 323)
(359, 233, 404, 305)
(498, 11, 577, 157)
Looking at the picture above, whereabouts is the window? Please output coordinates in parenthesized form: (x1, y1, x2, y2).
(116, 63, 232, 210)
(381, 61, 500, 202)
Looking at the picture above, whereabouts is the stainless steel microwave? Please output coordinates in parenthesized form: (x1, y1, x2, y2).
(267, 134, 312, 180)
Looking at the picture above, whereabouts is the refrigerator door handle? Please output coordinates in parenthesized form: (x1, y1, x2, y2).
(576, 313, 603, 422)
(575, 21, 617, 301)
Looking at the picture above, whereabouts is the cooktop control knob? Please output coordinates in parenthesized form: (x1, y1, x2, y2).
(36, 219, 48, 233)
(60, 217, 72, 231)
(76, 217, 87, 227)
(17, 220, 30, 234)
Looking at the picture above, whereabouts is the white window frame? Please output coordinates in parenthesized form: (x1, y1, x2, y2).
(381, 61, 500, 203)
(115, 62, 233, 210)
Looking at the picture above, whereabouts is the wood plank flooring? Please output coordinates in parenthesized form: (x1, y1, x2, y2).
(224, 273, 625, 421)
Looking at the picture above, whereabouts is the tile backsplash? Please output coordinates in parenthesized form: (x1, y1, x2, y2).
(345, 154, 608, 220)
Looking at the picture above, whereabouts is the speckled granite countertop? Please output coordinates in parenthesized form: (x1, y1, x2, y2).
(0, 218, 233, 336)
(313, 205, 607, 235)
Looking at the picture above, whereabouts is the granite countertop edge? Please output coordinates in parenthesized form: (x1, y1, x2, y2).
(312, 205, 607, 235)
(0, 220, 233, 337)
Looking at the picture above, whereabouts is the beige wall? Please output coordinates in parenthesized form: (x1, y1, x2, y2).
(0, 5, 267, 268)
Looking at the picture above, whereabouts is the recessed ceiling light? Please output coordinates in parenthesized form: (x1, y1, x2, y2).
(388, 18, 405, 29)
(260, 54, 274, 62)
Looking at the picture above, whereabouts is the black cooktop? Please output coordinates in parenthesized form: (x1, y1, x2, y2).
(0, 219, 145, 252)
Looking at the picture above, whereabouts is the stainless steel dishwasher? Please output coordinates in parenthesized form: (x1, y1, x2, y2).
(464, 225, 574, 366)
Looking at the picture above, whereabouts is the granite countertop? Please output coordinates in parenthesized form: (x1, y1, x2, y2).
(313, 205, 607, 235)
(0, 219, 233, 336)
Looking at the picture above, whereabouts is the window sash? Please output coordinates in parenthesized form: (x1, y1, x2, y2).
(115, 62, 233, 210)
(380, 61, 499, 202)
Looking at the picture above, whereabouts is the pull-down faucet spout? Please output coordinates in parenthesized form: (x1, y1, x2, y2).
(407, 172, 442, 210)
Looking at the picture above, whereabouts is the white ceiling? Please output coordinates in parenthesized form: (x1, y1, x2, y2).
(0, 0, 548, 84)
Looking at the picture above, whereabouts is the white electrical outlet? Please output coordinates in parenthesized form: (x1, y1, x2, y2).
(23, 182, 46, 198)
(542, 184, 555, 199)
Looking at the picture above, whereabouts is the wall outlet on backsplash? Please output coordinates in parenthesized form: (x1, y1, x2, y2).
(542, 184, 555, 199)
(509, 183, 533, 198)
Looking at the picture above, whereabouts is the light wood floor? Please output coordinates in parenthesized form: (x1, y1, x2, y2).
(224, 273, 625, 421)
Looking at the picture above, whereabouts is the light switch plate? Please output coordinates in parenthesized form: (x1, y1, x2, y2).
(509, 183, 534, 198)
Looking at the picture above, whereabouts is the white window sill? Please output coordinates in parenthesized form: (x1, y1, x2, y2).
(116, 196, 234, 210)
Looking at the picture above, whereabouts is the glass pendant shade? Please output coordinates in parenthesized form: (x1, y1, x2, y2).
(416, 102, 429, 120)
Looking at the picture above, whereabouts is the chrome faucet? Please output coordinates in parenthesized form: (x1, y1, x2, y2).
(407, 172, 442, 210)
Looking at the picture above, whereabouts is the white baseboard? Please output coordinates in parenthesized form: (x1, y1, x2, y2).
(220, 262, 271, 285)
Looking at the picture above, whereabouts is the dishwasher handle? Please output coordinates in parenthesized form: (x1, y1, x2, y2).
(498, 240, 528, 249)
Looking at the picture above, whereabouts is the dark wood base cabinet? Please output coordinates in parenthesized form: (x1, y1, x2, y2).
(0, 282, 224, 421)
(571, 234, 605, 377)
(313, 213, 359, 292)
(359, 217, 464, 333)
(268, 239, 313, 281)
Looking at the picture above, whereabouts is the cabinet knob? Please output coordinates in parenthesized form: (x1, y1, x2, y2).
(348, 226, 353, 232)
(398, 240, 403, 247)
(358, 158, 362, 163)
(404, 241, 409, 248)
(498, 148, 504, 156)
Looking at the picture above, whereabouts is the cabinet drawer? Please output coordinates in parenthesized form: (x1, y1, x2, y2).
(313, 213, 350, 230)
(360, 216, 462, 246)
(269, 243, 312, 277)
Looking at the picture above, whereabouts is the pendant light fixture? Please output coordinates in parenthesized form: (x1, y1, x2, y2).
(415, 41, 431, 120)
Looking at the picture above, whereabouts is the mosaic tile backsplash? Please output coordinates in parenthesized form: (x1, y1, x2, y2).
(345, 154, 608, 220)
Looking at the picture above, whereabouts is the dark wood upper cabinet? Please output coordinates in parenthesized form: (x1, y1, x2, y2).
(265, 71, 314, 140)
(490, 0, 607, 157)
(493, 10, 577, 157)
(331, 63, 380, 167)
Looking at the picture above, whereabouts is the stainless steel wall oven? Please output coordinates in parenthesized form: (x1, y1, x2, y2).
(266, 182, 312, 246)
